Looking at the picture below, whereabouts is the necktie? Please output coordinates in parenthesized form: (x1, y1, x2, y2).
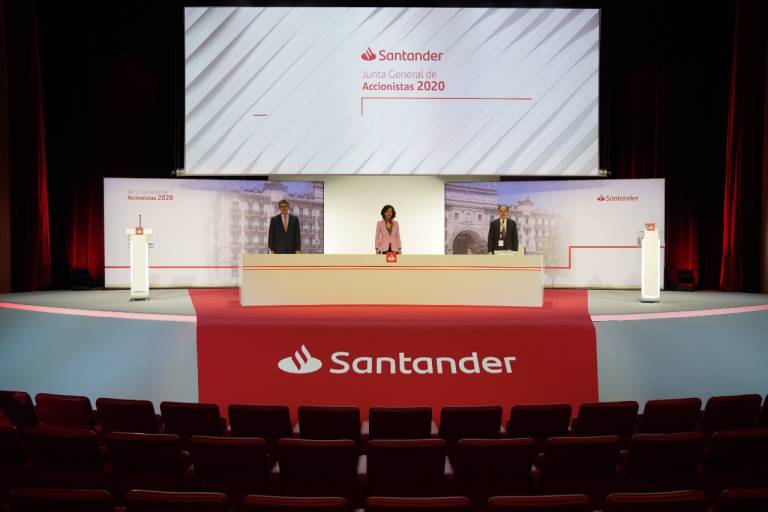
(282, 215, 288, 232)
(501, 220, 506, 237)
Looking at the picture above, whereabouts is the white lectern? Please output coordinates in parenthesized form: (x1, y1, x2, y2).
(126, 226, 152, 300)
(640, 223, 660, 302)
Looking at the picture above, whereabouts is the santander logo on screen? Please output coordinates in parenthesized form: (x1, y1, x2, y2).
(360, 47, 443, 62)
(597, 193, 639, 203)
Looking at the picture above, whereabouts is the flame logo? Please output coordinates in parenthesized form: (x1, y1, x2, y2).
(597, 194, 606, 202)
(361, 47, 376, 61)
(277, 345, 323, 374)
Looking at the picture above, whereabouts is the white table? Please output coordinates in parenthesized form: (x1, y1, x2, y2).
(241, 254, 543, 307)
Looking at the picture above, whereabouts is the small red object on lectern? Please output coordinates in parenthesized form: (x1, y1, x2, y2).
(385, 251, 398, 263)
(645, 223, 656, 231)
(135, 227, 144, 235)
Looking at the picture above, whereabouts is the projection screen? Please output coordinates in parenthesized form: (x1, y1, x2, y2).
(184, 7, 600, 176)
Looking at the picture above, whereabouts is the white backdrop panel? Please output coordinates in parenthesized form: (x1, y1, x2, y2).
(445, 178, 665, 288)
(323, 176, 446, 255)
(104, 178, 323, 287)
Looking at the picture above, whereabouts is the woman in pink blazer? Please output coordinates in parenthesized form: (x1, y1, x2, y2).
(375, 204, 402, 254)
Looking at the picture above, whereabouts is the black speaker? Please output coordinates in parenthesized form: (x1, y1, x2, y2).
(70, 268, 91, 290)
(676, 269, 695, 291)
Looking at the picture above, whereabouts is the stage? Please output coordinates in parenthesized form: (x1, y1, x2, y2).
(3, 288, 768, 316)
(1, 289, 767, 418)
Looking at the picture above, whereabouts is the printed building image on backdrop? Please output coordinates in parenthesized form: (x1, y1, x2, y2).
(212, 181, 324, 278)
(104, 178, 324, 288)
(444, 179, 665, 288)
(445, 182, 569, 284)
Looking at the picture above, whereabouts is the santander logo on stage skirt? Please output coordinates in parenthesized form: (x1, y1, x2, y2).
(278, 345, 517, 376)
(191, 289, 598, 421)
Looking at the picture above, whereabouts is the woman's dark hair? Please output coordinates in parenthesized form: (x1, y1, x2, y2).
(380, 204, 396, 219)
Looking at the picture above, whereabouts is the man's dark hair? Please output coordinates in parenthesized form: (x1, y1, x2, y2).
(498, 204, 509, 211)
(381, 204, 396, 219)
(278, 199, 289, 207)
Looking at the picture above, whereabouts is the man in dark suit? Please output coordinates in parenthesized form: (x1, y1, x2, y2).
(268, 199, 302, 254)
(487, 204, 518, 254)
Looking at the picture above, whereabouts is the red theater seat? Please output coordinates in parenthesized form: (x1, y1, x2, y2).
(275, 438, 359, 505)
(0, 390, 39, 432)
(571, 401, 639, 443)
(438, 406, 503, 458)
(228, 404, 292, 456)
(188, 435, 270, 504)
(603, 490, 708, 512)
(0, 426, 30, 500)
(701, 429, 768, 499)
(25, 427, 108, 489)
(365, 497, 472, 512)
(96, 397, 160, 434)
(160, 401, 226, 442)
(539, 435, 621, 504)
(9, 488, 114, 512)
(35, 393, 96, 431)
(713, 488, 768, 512)
(366, 407, 434, 440)
(486, 495, 592, 511)
(635, 398, 702, 434)
(619, 432, 705, 492)
(242, 496, 349, 512)
(453, 438, 536, 507)
(0, 408, 10, 427)
(506, 404, 572, 454)
(699, 395, 762, 437)
(124, 490, 229, 512)
(365, 439, 449, 497)
(106, 432, 189, 498)
(296, 406, 360, 444)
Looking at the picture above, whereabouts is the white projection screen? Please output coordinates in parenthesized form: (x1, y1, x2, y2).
(185, 7, 600, 176)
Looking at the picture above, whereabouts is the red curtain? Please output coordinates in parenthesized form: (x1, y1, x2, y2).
(31, 0, 51, 289)
(5, 0, 51, 291)
(600, 2, 731, 290)
(720, 0, 768, 291)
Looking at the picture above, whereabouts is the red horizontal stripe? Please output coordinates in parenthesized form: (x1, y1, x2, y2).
(243, 266, 542, 271)
(105, 265, 239, 269)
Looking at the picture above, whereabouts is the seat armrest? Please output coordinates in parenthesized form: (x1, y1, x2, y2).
(444, 455, 454, 478)
(356, 454, 367, 476)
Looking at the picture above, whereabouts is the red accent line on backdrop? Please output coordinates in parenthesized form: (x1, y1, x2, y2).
(104, 245, 666, 271)
(544, 245, 666, 270)
(105, 266, 239, 269)
(360, 96, 533, 115)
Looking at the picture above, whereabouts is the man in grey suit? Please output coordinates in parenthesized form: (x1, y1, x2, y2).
(487, 204, 518, 254)
(268, 199, 302, 254)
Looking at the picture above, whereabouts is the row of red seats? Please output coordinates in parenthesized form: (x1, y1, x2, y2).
(5, 488, 768, 512)
(1, 391, 767, 508)
(2, 392, 768, 445)
(2, 425, 768, 506)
